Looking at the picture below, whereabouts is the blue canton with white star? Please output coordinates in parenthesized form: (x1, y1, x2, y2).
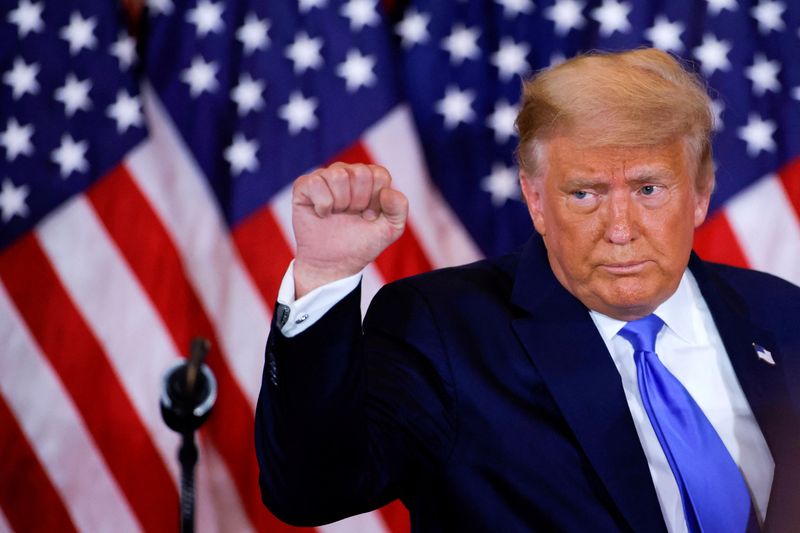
(0, 0, 145, 249)
(145, 0, 399, 228)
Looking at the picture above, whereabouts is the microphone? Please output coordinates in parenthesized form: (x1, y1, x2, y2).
(160, 337, 216, 533)
(160, 338, 216, 433)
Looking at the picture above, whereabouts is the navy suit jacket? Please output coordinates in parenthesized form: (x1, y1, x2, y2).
(255, 235, 800, 532)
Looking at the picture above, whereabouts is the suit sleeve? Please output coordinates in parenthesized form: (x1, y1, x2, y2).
(255, 280, 457, 526)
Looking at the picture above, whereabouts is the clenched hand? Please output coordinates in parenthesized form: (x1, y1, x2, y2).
(292, 163, 408, 298)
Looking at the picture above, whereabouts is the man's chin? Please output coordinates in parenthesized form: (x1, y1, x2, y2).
(588, 280, 665, 320)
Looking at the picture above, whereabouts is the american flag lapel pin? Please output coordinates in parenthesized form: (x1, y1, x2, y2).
(752, 343, 776, 365)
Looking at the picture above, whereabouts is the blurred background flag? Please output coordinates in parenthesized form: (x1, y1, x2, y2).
(0, 0, 797, 531)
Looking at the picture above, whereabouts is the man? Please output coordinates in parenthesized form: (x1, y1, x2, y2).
(255, 49, 800, 532)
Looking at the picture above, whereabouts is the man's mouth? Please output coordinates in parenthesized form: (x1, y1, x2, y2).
(600, 261, 649, 274)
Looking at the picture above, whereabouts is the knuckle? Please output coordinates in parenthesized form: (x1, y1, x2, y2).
(352, 168, 371, 187)
(294, 173, 311, 188)
(329, 167, 349, 185)
(308, 173, 329, 193)
(371, 166, 391, 187)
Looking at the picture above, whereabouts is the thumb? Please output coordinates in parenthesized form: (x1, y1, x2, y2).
(379, 188, 408, 231)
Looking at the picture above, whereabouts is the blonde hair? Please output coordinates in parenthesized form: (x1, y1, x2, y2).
(515, 48, 714, 192)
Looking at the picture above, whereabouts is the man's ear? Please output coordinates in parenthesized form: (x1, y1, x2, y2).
(693, 173, 713, 229)
(520, 172, 547, 236)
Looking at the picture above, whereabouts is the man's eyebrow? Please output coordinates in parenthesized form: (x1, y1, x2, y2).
(625, 165, 673, 182)
(561, 165, 675, 188)
(562, 177, 607, 189)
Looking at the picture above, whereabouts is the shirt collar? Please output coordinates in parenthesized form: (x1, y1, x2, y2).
(589, 270, 699, 344)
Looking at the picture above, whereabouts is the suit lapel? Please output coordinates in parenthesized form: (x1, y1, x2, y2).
(510, 237, 667, 533)
(689, 256, 800, 531)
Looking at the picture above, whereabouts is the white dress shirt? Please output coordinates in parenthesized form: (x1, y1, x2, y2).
(276, 263, 774, 531)
(589, 271, 774, 531)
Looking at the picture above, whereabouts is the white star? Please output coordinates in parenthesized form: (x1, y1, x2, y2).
(751, 0, 785, 34)
(737, 114, 776, 156)
(186, 0, 224, 37)
(236, 13, 270, 54)
(0, 179, 29, 223)
(336, 49, 377, 92)
(746, 54, 781, 96)
(110, 32, 137, 70)
(481, 163, 520, 206)
(107, 90, 143, 133)
(0, 118, 34, 161)
(180, 56, 218, 96)
(710, 99, 724, 131)
(436, 86, 475, 129)
(147, 0, 174, 16)
(231, 74, 265, 116)
(693, 34, 732, 76)
(224, 134, 259, 175)
(285, 32, 324, 74)
(60, 12, 97, 55)
(279, 91, 318, 134)
(591, 0, 632, 37)
(442, 24, 481, 65)
(495, 0, 534, 18)
(487, 100, 519, 143)
(340, 0, 379, 31)
(396, 8, 430, 48)
(491, 39, 530, 81)
(644, 15, 684, 52)
(51, 134, 89, 178)
(7, 0, 44, 38)
(706, 0, 737, 15)
(55, 74, 92, 116)
(3, 58, 39, 99)
(299, 0, 327, 12)
(544, 0, 586, 36)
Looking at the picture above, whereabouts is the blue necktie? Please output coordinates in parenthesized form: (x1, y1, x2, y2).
(619, 315, 753, 533)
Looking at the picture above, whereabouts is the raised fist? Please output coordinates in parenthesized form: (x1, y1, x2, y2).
(291, 162, 408, 298)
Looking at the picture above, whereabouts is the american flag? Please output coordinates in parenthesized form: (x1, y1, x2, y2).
(0, 0, 797, 531)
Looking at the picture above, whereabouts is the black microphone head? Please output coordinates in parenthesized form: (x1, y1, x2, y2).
(160, 361, 217, 433)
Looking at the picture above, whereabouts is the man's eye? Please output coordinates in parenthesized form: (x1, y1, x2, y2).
(573, 190, 589, 200)
(641, 185, 657, 195)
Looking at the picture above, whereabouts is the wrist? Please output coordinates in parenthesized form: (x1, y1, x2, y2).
(293, 258, 363, 299)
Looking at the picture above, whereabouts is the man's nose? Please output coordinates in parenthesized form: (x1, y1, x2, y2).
(604, 190, 636, 244)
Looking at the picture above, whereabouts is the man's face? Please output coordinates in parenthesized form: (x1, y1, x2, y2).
(520, 136, 711, 321)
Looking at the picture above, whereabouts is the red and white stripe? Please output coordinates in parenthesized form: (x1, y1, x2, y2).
(0, 282, 140, 532)
(130, 87, 271, 409)
(1, 80, 799, 533)
(695, 167, 800, 287)
(725, 174, 800, 284)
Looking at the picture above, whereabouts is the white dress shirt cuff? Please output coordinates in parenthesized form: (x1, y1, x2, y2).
(275, 260, 362, 337)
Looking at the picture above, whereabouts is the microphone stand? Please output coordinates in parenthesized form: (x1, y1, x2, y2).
(160, 338, 217, 533)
